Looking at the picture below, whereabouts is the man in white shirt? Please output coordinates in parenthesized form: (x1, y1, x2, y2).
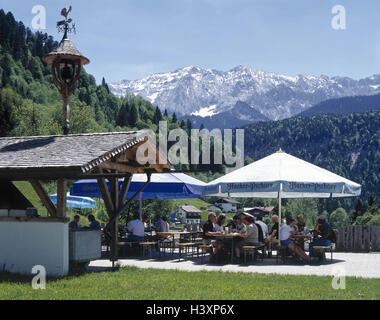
(126, 214, 147, 242)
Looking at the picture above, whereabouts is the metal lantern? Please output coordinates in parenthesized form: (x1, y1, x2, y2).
(43, 7, 90, 135)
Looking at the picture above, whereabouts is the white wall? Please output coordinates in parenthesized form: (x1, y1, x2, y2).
(0, 221, 69, 277)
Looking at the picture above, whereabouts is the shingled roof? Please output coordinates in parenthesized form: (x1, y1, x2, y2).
(43, 34, 90, 65)
(0, 131, 151, 179)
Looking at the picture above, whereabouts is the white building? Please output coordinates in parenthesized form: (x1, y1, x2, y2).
(181, 205, 201, 224)
(214, 198, 241, 213)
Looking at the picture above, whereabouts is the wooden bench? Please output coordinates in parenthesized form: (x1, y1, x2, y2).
(117, 241, 140, 256)
(198, 244, 213, 263)
(158, 239, 175, 257)
(313, 245, 333, 262)
(242, 245, 265, 264)
(139, 242, 156, 259)
(177, 242, 196, 261)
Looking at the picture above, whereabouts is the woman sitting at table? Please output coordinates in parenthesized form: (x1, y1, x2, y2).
(279, 218, 310, 263)
(234, 213, 262, 262)
(214, 214, 226, 232)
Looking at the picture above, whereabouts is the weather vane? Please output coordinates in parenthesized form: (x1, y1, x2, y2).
(57, 6, 76, 34)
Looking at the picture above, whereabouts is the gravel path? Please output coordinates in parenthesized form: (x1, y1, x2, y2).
(88, 252, 380, 278)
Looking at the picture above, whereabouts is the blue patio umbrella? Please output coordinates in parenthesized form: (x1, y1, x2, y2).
(49, 193, 96, 220)
(70, 173, 206, 220)
(70, 173, 206, 200)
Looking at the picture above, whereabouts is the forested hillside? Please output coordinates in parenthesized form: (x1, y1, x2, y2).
(0, 10, 186, 137)
(298, 92, 380, 117)
(242, 111, 380, 200)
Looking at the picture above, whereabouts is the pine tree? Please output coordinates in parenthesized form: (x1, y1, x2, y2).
(129, 104, 138, 127)
(153, 106, 162, 125)
(164, 109, 168, 117)
(172, 112, 177, 123)
(101, 77, 110, 93)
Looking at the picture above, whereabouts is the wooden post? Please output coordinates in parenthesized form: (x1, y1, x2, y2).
(363, 225, 370, 252)
(346, 225, 353, 252)
(56, 179, 67, 218)
(337, 227, 345, 252)
(110, 177, 119, 265)
(354, 225, 363, 252)
(371, 226, 380, 252)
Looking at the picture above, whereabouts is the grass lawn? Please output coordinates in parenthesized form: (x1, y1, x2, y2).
(0, 267, 379, 300)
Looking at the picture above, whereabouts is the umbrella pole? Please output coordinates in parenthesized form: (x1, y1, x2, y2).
(139, 193, 143, 221)
(278, 183, 283, 226)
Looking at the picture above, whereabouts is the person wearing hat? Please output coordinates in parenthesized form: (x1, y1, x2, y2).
(234, 213, 262, 262)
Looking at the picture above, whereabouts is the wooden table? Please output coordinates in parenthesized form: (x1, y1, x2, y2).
(290, 234, 312, 251)
(213, 233, 241, 263)
(157, 231, 192, 255)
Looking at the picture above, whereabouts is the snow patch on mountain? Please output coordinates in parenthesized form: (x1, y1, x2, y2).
(191, 105, 218, 117)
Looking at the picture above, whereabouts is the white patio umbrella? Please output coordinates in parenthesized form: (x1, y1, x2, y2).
(204, 150, 361, 224)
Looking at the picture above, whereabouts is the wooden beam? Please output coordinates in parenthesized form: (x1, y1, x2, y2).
(118, 174, 132, 208)
(29, 180, 57, 217)
(99, 161, 145, 173)
(56, 179, 67, 218)
(96, 169, 114, 218)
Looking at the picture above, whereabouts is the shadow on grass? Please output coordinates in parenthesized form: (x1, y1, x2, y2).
(0, 261, 127, 284)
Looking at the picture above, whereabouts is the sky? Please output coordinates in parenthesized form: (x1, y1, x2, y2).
(2, 0, 380, 84)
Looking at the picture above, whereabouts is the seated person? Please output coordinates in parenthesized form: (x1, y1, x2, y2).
(68, 215, 81, 230)
(229, 213, 247, 234)
(154, 214, 169, 233)
(295, 214, 307, 249)
(255, 215, 267, 248)
(202, 212, 224, 257)
(214, 214, 226, 232)
(279, 218, 310, 263)
(162, 216, 170, 232)
(309, 215, 334, 260)
(256, 215, 268, 240)
(87, 214, 101, 230)
(235, 213, 262, 262)
(296, 214, 306, 233)
(125, 213, 147, 242)
(268, 215, 279, 256)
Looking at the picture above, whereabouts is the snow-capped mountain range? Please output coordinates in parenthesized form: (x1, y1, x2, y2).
(109, 65, 380, 121)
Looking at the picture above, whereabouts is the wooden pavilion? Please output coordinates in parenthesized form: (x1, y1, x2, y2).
(0, 130, 169, 275)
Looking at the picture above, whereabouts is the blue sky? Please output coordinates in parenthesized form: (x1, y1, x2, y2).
(2, 0, 380, 83)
